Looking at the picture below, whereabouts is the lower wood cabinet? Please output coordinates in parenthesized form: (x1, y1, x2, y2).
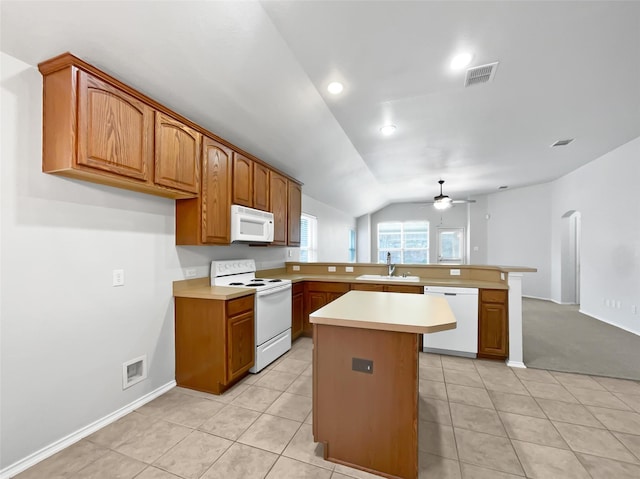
(292, 283, 305, 340)
(478, 289, 508, 359)
(175, 294, 255, 394)
(303, 282, 350, 336)
(350, 283, 422, 294)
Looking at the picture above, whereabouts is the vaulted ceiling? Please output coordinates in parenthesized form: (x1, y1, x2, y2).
(2, 1, 639, 217)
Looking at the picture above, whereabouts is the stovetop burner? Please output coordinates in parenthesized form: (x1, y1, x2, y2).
(268, 279, 282, 282)
(246, 283, 266, 287)
(228, 282, 244, 286)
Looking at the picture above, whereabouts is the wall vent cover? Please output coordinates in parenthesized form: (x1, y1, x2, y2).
(123, 355, 147, 389)
(464, 62, 499, 87)
(551, 139, 574, 147)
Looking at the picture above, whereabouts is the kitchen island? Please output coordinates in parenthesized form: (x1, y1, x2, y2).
(310, 290, 456, 479)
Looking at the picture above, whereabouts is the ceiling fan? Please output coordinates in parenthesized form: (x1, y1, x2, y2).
(422, 180, 476, 210)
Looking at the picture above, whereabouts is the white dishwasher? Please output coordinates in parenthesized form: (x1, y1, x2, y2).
(423, 286, 479, 357)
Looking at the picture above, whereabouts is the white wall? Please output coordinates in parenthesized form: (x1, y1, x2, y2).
(486, 183, 553, 299)
(301, 194, 355, 262)
(485, 136, 640, 334)
(356, 214, 371, 263)
(551, 136, 640, 334)
(0, 53, 291, 471)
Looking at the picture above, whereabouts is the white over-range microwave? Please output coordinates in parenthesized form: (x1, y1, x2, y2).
(230, 204, 274, 243)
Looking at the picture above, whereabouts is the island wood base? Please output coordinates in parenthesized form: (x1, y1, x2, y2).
(312, 324, 419, 479)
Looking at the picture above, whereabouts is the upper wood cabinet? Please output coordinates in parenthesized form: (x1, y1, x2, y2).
(39, 54, 198, 199)
(270, 171, 288, 245)
(253, 162, 270, 211)
(288, 181, 302, 246)
(77, 72, 153, 181)
(175, 136, 232, 245)
(154, 113, 200, 195)
(232, 153, 253, 207)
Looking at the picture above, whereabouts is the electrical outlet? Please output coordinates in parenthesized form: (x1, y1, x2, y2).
(185, 268, 197, 278)
(328, 266, 336, 272)
(632, 305, 638, 315)
(449, 269, 460, 276)
(605, 299, 611, 307)
(112, 269, 125, 287)
(288, 249, 292, 258)
(345, 266, 354, 273)
(292, 265, 300, 271)
(616, 301, 621, 309)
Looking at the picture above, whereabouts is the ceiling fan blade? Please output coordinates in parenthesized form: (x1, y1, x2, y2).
(451, 199, 476, 204)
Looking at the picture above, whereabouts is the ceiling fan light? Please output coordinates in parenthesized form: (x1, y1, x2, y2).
(434, 198, 452, 210)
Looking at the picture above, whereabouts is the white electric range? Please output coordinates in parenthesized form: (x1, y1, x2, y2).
(210, 259, 292, 373)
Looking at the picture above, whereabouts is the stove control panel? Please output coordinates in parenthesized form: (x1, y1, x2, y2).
(211, 259, 256, 278)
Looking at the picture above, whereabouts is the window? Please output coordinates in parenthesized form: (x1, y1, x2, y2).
(437, 227, 465, 264)
(377, 221, 429, 264)
(348, 229, 356, 262)
(300, 213, 318, 262)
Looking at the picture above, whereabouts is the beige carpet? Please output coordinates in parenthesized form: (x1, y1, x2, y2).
(523, 298, 640, 380)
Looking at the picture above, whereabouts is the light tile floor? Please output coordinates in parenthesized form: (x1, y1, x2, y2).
(15, 338, 640, 478)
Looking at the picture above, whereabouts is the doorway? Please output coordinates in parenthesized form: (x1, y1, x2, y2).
(437, 227, 465, 264)
(561, 211, 581, 304)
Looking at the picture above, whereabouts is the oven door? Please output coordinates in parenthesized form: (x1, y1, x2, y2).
(255, 284, 292, 346)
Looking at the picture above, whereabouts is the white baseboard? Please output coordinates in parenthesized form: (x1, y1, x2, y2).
(522, 294, 577, 305)
(507, 360, 527, 369)
(0, 380, 176, 479)
(579, 309, 640, 337)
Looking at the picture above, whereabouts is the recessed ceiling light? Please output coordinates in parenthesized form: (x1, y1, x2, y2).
(379, 124, 397, 136)
(451, 52, 473, 70)
(327, 81, 344, 94)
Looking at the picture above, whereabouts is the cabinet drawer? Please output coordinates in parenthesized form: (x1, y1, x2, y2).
(480, 289, 507, 304)
(227, 295, 255, 316)
(351, 283, 385, 292)
(293, 282, 304, 295)
(305, 282, 350, 293)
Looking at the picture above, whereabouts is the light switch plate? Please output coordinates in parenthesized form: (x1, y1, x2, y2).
(112, 269, 125, 286)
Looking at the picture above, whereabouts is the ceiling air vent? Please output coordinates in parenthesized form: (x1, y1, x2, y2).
(551, 139, 574, 147)
(464, 62, 499, 87)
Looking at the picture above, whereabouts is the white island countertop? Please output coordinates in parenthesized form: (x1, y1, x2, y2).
(310, 290, 457, 334)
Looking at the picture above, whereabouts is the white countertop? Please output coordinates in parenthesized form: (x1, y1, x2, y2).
(309, 290, 457, 334)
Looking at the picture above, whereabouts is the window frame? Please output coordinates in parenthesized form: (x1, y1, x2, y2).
(377, 221, 429, 264)
(299, 213, 318, 262)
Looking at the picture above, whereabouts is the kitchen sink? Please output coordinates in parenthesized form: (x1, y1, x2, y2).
(356, 274, 420, 282)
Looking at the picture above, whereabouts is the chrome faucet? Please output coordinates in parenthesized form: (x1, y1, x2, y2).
(386, 252, 395, 277)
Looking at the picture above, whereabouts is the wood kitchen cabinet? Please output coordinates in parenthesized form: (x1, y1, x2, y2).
(39, 53, 198, 199)
(253, 162, 270, 211)
(303, 282, 350, 336)
(76, 72, 153, 181)
(288, 181, 302, 246)
(232, 153, 253, 207)
(270, 171, 288, 245)
(292, 283, 305, 340)
(478, 289, 508, 359)
(175, 136, 233, 245)
(175, 294, 255, 395)
(350, 283, 422, 294)
(154, 112, 200, 195)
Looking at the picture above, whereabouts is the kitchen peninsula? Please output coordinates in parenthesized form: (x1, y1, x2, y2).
(310, 291, 456, 479)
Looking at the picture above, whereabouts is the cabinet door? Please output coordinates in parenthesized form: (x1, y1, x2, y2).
(227, 311, 255, 382)
(155, 112, 200, 194)
(478, 301, 508, 359)
(232, 153, 253, 207)
(384, 285, 423, 294)
(292, 292, 304, 340)
(351, 283, 385, 292)
(77, 72, 153, 181)
(304, 291, 328, 336)
(253, 162, 270, 211)
(287, 181, 302, 246)
(270, 171, 288, 245)
(201, 137, 233, 244)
